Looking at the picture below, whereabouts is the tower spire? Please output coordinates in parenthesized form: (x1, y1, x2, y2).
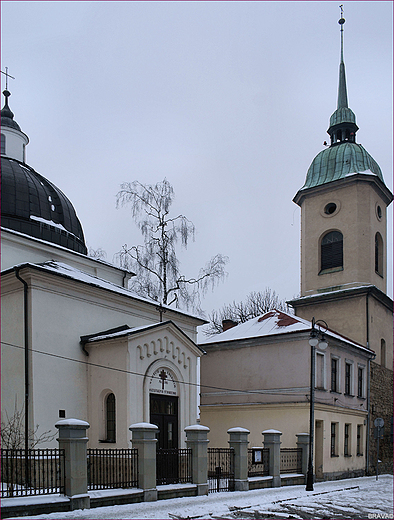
(337, 7, 348, 109)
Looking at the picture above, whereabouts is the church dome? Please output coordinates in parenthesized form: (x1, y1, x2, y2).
(1, 90, 87, 255)
(1, 157, 87, 254)
(303, 142, 383, 189)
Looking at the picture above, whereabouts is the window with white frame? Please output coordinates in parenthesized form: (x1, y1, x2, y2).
(331, 357, 340, 393)
(357, 365, 365, 398)
(344, 423, 351, 456)
(316, 352, 325, 389)
(344, 361, 353, 395)
(331, 422, 339, 457)
(357, 424, 363, 456)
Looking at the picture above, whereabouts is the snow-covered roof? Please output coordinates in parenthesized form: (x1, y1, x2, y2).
(199, 309, 371, 354)
(3, 260, 206, 324)
(82, 320, 206, 354)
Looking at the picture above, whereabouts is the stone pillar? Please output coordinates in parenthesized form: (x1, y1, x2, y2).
(227, 427, 250, 491)
(185, 424, 210, 496)
(296, 433, 310, 479)
(55, 418, 90, 511)
(129, 422, 158, 502)
(263, 429, 282, 487)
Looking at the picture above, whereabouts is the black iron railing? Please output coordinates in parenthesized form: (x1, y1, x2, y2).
(208, 447, 234, 493)
(247, 448, 269, 477)
(1, 448, 65, 498)
(156, 448, 192, 485)
(280, 448, 303, 474)
(87, 448, 138, 490)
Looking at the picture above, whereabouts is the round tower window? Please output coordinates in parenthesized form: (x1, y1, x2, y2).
(376, 205, 382, 221)
(324, 203, 337, 215)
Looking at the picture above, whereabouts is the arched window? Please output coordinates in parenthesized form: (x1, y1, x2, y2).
(106, 393, 116, 442)
(375, 232, 383, 276)
(1, 134, 5, 155)
(321, 231, 343, 271)
(381, 339, 386, 368)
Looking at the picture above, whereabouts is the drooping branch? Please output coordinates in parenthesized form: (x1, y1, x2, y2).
(115, 179, 228, 313)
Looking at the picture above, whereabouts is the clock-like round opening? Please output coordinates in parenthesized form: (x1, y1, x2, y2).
(324, 202, 337, 215)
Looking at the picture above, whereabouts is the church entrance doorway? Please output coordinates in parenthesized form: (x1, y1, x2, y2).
(150, 394, 179, 449)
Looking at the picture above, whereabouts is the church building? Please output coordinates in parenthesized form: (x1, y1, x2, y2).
(1, 88, 206, 450)
(200, 14, 393, 478)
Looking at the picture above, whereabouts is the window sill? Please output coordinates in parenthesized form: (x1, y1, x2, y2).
(330, 390, 341, 395)
(357, 453, 363, 457)
(344, 454, 352, 457)
(331, 454, 339, 458)
(319, 266, 344, 275)
(344, 393, 354, 398)
(375, 270, 383, 279)
(99, 439, 116, 444)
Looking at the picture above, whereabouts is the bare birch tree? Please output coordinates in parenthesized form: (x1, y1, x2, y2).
(116, 179, 228, 314)
(205, 288, 291, 335)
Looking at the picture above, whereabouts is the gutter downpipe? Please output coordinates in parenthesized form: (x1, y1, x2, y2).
(14, 267, 30, 473)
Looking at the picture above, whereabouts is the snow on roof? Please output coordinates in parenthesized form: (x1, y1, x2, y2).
(6, 260, 205, 323)
(199, 309, 371, 353)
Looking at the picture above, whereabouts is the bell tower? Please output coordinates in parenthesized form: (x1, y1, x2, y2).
(289, 13, 393, 368)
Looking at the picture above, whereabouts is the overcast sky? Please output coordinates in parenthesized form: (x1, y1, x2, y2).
(1, 1, 392, 320)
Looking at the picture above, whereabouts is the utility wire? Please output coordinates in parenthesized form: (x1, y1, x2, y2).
(1, 340, 310, 398)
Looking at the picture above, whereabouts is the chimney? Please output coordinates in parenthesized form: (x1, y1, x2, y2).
(222, 319, 238, 332)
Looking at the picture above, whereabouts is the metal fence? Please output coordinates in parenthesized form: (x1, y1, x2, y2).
(208, 447, 234, 493)
(156, 448, 192, 485)
(1, 448, 65, 498)
(87, 448, 138, 490)
(248, 448, 270, 477)
(280, 448, 303, 474)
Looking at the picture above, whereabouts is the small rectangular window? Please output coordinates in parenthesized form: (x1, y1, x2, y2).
(331, 422, 338, 457)
(357, 425, 363, 456)
(316, 352, 325, 389)
(344, 424, 351, 456)
(331, 358, 338, 392)
(345, 362, 352, 395)
(358, 367, 364, 398)
(1, 134, 5, 155)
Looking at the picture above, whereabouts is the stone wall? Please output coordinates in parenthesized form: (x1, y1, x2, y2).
(369, 362, 393, 475)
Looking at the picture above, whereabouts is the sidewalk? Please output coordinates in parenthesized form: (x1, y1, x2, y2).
(6, 475, 393, 520)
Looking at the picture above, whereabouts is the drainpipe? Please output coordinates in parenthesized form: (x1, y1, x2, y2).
(14, 267, 29, 455)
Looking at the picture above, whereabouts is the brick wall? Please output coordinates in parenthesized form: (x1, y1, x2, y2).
(369, 362, 393, 475)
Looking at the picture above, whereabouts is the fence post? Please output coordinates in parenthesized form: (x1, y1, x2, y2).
(262, 429, 282, 487)
(185, 424, 210, 496)
(55, 418, 90, 511)
(129, 422, 158, 502)
(227, 427, 249, 491)
(296, 433, 309, 479)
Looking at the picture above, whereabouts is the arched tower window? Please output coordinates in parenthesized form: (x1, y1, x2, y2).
(321, 231, 343, 271)
(381, 339, 386, 368)
(1, 134, 5, 155)
(106, 393, 116, 442)
(375, 232, 383, 276)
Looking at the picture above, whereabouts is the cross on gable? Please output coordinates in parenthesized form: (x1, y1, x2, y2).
(159, 369, 167, 390)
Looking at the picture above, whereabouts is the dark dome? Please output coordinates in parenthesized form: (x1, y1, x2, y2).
(1, 157, 87, 254)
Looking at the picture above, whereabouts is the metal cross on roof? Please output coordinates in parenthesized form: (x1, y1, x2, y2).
(1, 67, 15, 90)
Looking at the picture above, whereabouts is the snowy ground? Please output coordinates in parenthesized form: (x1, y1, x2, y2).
(7, 475, 393, 520)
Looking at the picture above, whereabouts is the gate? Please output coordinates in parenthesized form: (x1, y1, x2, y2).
(208, 447, 234, 493)
(156, 448, 192, 485)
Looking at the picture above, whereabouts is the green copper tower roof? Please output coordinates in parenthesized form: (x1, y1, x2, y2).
(299, 13, 385, 192)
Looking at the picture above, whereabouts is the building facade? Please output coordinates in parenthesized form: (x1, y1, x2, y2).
(1, 89, 205, 449)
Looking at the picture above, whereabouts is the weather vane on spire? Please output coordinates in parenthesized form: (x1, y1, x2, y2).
(1, 67, 15, 91)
